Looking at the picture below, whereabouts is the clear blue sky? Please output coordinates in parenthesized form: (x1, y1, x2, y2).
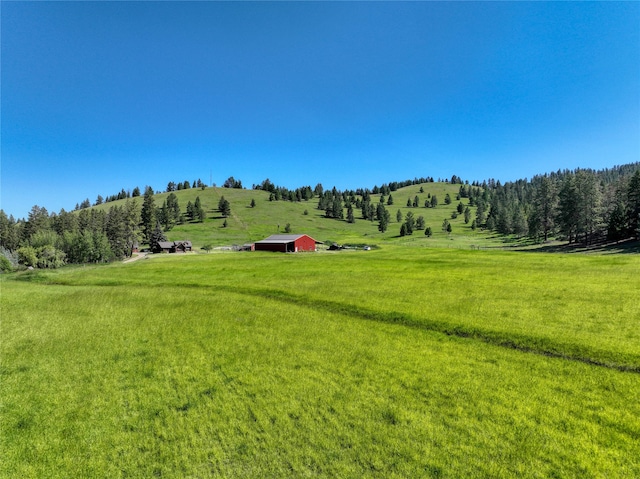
(2, 1, 639, 219)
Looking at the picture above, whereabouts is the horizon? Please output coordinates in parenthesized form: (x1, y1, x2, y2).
(2, 2, 639, 219)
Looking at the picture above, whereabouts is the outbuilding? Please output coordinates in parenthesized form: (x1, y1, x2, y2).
(254, 234, 321, 253)
(152, 240, 193, 254)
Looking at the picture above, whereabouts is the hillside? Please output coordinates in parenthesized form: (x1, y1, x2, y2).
(94, 182, 497, 250)
(2, 163, 638, 270)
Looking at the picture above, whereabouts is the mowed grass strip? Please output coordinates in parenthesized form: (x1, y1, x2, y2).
(1, 277, 639, 478)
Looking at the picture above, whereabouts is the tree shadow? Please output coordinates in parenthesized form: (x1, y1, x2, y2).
(520, 238, 640, 254)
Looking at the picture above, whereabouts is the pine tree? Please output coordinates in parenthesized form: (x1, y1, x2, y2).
(607, 201, 627, 242)
(534, 176, 557, 242)
(574, 170, 602, 245)
(149, 221, 167, 247)
(186, 201, 195, 221)
(195, 197, 205, 222)
(378, 210, 390, 232)
(140, 187, 156, 244)
(558, 176, 578, 243)
(627, 170, 640, 238)
(404, 212, 415, 234)
(347, 205, 355, 223)
(218, 196, 231, 217)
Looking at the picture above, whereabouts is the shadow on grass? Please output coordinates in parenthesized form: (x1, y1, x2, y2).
(520, 238, 640, 255)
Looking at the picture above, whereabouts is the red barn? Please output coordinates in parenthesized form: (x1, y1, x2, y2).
(254, 234, 321, 253)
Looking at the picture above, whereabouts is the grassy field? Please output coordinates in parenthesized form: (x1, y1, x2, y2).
(2, 247, 639, 477)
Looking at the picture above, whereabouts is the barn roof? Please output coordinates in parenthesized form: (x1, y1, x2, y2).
(254, 234, 321, 244)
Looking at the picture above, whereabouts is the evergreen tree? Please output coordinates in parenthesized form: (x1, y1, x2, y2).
(575, 169, 602, 245)
(250, 198, 256, 208)
(195, 196, 205, 222)
(366, 203, 375, 221)
(140, 186, 156, 244)
(158, 200, 169, 230)
(413, 196, 419, 207)
(416, 215, 425, 230)
(360, 199, 369, 219)
(533, 176, 557, 241)
(166, 193, 180, 228)
(444, 193, 452, 205)
(186, 201, 195, 221)
(512, 205, 528, 238)
(425, 226, 432, 237)
(396, 210, 403, 223)
(0, 211, 21, 251)
(347, 204, 355, 223)
(105, 205, 126, 259)
(123, 199, 141, 256)
(23, 205, 51, 241)
(333, 197, 344, 219)
(607, 201, 627, 242)
(464, 207, 471, 224)
(400, 223, 407, 236)
(387, 194, 394, 206)
(431, 195, 438, 208)
(149, 221, 167, 246)
(627, 170, 640, 238)
(218, 196, 231, 217)
(404, 212, 415, 234)
(378, 209, 390, 232)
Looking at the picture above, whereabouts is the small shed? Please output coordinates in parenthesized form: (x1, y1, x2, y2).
(254, 234, 321, 253)
(152, 240, 193, 254)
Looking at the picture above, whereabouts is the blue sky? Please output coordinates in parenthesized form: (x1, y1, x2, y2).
(2, 1, 638, 219)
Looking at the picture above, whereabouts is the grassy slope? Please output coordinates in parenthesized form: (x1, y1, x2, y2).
(2, 248, 639, 477)
(93, 182, 500, 249)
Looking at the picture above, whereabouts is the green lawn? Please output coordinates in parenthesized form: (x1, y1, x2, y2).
(2, 248, 639, 477)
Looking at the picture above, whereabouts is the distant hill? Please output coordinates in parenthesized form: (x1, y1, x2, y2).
(2, 163, 638, 271)
(93, 181, 490, 250)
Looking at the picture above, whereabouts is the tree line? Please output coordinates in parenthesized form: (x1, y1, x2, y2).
(0, 185, 211, 271)
(479, 164, 640, 244)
